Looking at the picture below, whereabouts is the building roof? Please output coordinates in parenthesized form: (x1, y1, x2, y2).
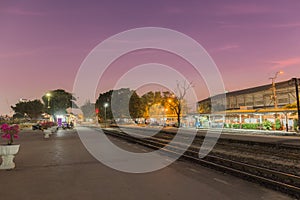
(198, 78, 300, 103)
(197, 108, 298, 115)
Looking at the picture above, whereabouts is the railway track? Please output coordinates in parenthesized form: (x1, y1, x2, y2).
(91, 126, 300, 198)
(123, 126, 300, 161)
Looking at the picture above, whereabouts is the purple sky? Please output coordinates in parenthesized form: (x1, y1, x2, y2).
(1, 0, 300, 115)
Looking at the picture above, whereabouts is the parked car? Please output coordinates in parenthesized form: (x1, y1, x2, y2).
(32, 123, 42, 130)
(62, 122, 74, 129)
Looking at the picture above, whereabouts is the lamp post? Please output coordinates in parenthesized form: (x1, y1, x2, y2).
(104, 103, 109, 128)
(269, 71, 283, 109)
(46, 93, 51, 109)
(292, 78, 300, 132)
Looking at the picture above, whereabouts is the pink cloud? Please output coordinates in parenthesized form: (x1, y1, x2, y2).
(218, 4, 274, 15)
(211, 44, 240, 53)
(270, 57, 300, 68)
(2, 7, 44, 16)
(0, 50, 36, 58)
(271, 22, 300, 28)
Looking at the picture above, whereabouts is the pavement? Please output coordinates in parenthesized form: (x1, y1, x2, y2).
(112, 124, 300, 147)
(0, 127, 294, 200)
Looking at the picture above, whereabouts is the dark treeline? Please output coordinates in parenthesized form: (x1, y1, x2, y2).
(94, 88, 181, 125)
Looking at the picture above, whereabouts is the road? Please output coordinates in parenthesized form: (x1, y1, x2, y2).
(0, 127, 292, 200)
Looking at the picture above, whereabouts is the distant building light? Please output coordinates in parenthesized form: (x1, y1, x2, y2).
(56, 115, 64, 119)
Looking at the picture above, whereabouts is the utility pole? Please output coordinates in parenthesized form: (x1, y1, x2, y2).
(270, 71, 283, 109)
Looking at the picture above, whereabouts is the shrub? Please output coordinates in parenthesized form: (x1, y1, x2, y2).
(224, 123, 231, 128)
(40, 121, 56, 130)
(263, 120, 273, 130)
(232, 124, 241, 129)
(275, 119, 281, 130)
(241, 123, 260, 129)
(0, 124, 20, 145)
(294, 119, 299, 131)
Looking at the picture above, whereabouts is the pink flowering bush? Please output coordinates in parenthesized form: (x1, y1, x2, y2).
(1, 124, 20, 145)
(40, 121, 56, 130)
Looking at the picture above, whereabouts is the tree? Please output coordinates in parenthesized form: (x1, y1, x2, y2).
(129, 91, 143, 119)
(11, 99, 44, 119)
(111, 88, 133, 119)
(198, 101, 211, 114)
(42, 89, 77, 115)
(140, 91, 163, 118)
(95, 90, 113, 121)
(80, 100, 96, 120)
(96, 88, 144, 121)
(163, 81, 192, 128)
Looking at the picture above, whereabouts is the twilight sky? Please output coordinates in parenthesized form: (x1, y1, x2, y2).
(1, 0, 300, 115)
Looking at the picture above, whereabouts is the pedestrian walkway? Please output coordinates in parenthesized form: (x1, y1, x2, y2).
(0, 128, 291, 200)
(0, 127, 292, 200)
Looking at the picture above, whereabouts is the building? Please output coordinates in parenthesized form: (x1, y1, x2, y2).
(196, 78, 300, 131)
(198, 78, 300, 113)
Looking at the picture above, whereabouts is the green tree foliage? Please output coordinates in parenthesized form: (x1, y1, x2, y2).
(111, 88, 133, 118)
(96, 88, 144, 121)
(42, 89, 77, 115)
(129, 91, 143, 119)
(95, 83, 191, 126)
(198, 102, 211, 114)
(140, 91, 163, 118)
(162, 91, 181, 127)
(162, 80, 191, 128)
(11, 99, 44, 119)
(95, 90, 113, 121)
(80, 100, 96, 119)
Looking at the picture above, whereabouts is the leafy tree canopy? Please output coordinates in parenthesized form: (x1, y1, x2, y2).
(95, 81, 191, 127)
(96, 88, 143, 121)
(11, 99, 44, 119)
(42, 89, 77, 115)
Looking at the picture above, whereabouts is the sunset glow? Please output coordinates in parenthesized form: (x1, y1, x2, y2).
(1, 0, 300, 114)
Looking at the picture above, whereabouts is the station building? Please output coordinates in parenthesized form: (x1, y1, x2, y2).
(196, 78, 300, 131)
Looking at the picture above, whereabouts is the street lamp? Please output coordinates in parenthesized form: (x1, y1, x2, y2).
(269, 71, 283, 109)
(46, 93, 51, 109)
(104, 103, 109, 128)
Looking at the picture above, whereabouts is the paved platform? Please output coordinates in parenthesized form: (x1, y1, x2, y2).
(0, 127, 293, 200)
(113, 125, 300, 147)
